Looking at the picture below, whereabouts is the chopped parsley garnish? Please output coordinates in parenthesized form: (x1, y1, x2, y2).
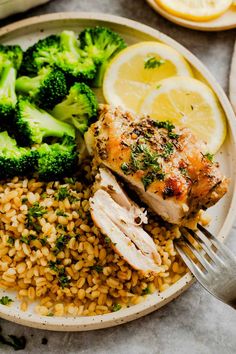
(153, 120, 179, 139)
(144, 57, 165, 69)
(91, 265, 103, 273)
(168, 131, 179, 139)
(55, 187, 79, 204)
(0, 296, 13, 305)
(121, 162, 130, 174)
(53, 235, 70, 255)
(55, 187, 70, 201)
(153, 120, 175, 132)
(112, 303, 122, 312)
(20, 236, 30, 245)
(105, 236, 111, 244)
(7, 236, 14, 245)
(21, 197, 28, 204)
(20, 234, 37, 245)
(58, 273, 70, 288)
(161, 142, 174, 159)
(142, 287, 151, 295)
(40, 237, 48, 246)
(204, 152, 214, 162)
(48, 261, 70, 288)
(26, 203, 47, 231)
(48, 260, 60, 272)
(142, 171, 165, 190)
(56, 210, 68, 217)
(179, 167, 188, 176)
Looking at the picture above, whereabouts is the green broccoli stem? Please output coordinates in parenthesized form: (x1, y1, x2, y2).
(60, 31, 80, 59)
(52, 99, 88, 121)
(0, 131, 16, 151)
(92, 61, 108, 88)
(24, 103, 75, 140)
(15, 75, 42, 95)
(0, 61, 17, 104)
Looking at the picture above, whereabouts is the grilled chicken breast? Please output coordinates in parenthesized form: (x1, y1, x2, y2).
(86, 105, 228, 224)
(90, 168, 162, 274)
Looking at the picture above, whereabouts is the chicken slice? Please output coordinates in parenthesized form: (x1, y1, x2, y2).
(94, 167, 148, 224)
(90, 190, 162, 274)
(86, 105, 228, 225)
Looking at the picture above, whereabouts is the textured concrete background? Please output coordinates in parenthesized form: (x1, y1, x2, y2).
(1, 1, 236, 353)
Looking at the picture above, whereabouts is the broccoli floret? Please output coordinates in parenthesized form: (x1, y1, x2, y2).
(0, 131, 37, 180)
(15, 98, 76, 146)
(20, 31, 96, 81)
(16, 67, 68, 110)
(0, 44, 23, 130)
(20, 35, 61, 75)
(51, 82, 98, 134)
(0, 61, 17, 130)
(36, 136, 77, 181)
(0, 44, 23, 70)
(79, 26, 126, 87)
(56, 30, 96, 81)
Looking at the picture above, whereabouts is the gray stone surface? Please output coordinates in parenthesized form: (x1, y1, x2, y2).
(0, 1, 236, 353)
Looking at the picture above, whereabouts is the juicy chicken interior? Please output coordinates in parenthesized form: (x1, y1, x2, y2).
(90, 168, 162, 274)
(86, 105, 228, 225)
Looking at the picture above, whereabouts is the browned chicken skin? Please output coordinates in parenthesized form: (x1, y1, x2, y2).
(86, 105, 228, 224)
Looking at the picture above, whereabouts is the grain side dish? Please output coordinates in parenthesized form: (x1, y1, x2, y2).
(0, 161, 189, 316)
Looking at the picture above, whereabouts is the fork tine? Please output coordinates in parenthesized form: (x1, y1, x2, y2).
(185, 227, 224, 266)
(175, 243, 207, 281)
(197, 223, 235, 260)
(181, 231, 215, 272)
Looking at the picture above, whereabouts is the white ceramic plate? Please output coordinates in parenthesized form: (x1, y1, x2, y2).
(0, 12, 236, 331)
(146, 0, 236, 31)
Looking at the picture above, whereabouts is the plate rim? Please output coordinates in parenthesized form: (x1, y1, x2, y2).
(0, 12, 236, 331)
(146, 0, 236, 31)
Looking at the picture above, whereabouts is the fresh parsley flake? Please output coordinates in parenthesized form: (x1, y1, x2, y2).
(7, 236, 14, 245)
(112, 304, 122, 312)
(20, 236, 30, 245)
(55, 187, 70, 201)
(142, 287, 151, 295)
(142, 171, 165, 190)
(161, 142, 174, 159)
(105, 236, 111, 244)
(144, 57, 165, 69)
(53, 235, 70, 255)
(91, 265, 103, 273)
(204, 152, 214, 162)
(0, 296, 13, 305)
(26, 203, 47, 231)
(56, 210, 68, 217)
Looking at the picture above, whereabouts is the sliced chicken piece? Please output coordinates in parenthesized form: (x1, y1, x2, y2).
(94, 167, 148, 224)
(86, 105, 228, 225)
(90, 189, 162, 274)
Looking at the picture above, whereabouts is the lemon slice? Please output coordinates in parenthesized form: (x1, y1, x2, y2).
(139, 76, 227, 153)
(103, 41, 193, 113)
(155, 0, 232, 22)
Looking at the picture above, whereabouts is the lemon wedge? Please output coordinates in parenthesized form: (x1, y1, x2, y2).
(103, 41, 193, 113)
(139, 76, 227, 153)
(155, 0, 232, 21)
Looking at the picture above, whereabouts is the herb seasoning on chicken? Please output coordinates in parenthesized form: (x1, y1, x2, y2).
(85, 105, 228, 224)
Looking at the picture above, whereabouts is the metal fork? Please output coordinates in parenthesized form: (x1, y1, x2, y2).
(175, 223, 236, 309)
